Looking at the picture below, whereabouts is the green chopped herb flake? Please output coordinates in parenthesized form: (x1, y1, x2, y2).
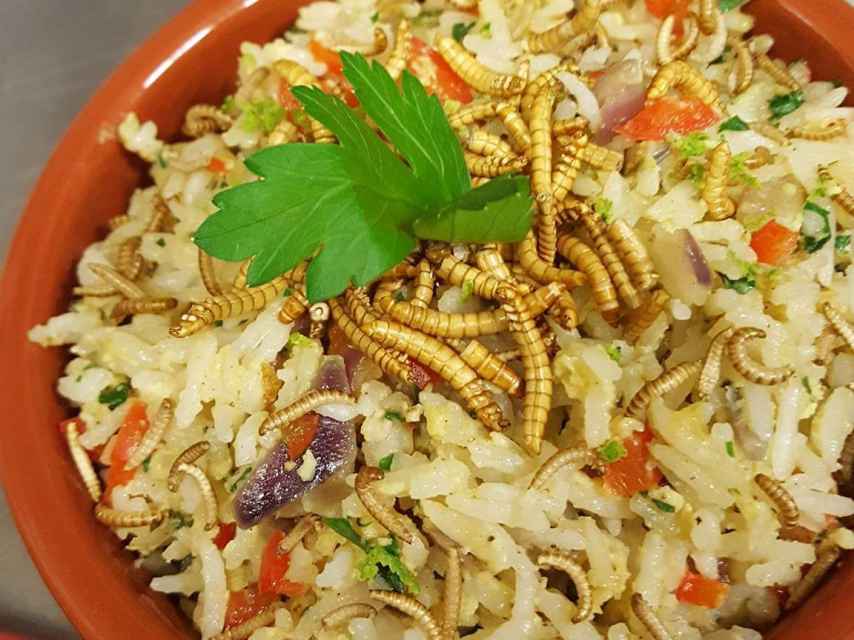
(460, 279, 475, 301)
(801, 376, 813, 396)
(384, 410, 404, 422)
(412, 9, 442, 25)
(718, 271, 756, 294)
(287, 332, 313, 349)
(719, 115, 749, 132)
(169, 510, 194, 529)
(155, 238, 166, 247)
(241, 98, 285, 134)
(156, 152, 168, 169)
(222, 95, 236, 113)
(323, 517, 368, 549)
(769, 91, 805, 120)
(356, 541, 420, 594)
(213, 320, 224, 327)
(378, 453, 394, 471)
(282, 287, 294, 298)
(593, 197, 614, 223)
(725, 441, 735, 458)
(227, 467, 252, 493)
(604, 344, 621, 363)
(729, 153, 759, 187)
(598, 440, 627, 463)
(687, 163, 705, 186)
(142, 457, 151, 472)
(480, 22, 492, 36)
(836, 234, 851, 251)
(452, 22, 475, 42)
(651, 498, 675, 513)
(675, 132, 709, 158)
(802, 201, 832, 253)
(719, 0, 747, 11)
(98, 382, 131, 410)
(370, 11, 379, 22)
(393, 289, 407, 302)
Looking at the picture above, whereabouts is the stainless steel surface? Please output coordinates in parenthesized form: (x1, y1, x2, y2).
(0, 2, 182, 637)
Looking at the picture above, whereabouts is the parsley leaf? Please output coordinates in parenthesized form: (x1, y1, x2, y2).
(384, 410, 404, 422)
(357, 540, 420, 594)
(719, 0, 747, 11)
(837, 234, 851, 251)
(323, 517, 367, 549)
(651, 498, 675, 513)
(769, 91, 805, 120)
(718, 271, 756, 294)
(802, 201, 832, 253)
(241, 99, 285, 134)
(598, 440, 627, 463)
(460, 279, 475, 301)
(687, 163, 705, 186)
(593, 197, 614, 223)
(675, 132, 709, 157)
(378, 453, 395, 471)
(604, 344, 621, 363)
(452, 22, 476, 42)
(227, 467, 252, 493)
(98, 382, 130, 410)
(725, 441, 735, 458)
(729, 153, 758, 187)
(719, 115, 749, 132)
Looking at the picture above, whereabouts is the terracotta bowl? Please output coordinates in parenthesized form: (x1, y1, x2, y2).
(0, 0, 852, 638)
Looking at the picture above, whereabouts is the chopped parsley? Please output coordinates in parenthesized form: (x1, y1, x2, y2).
(221, 95, 236, 113)
(718, 272, 756, 294)
(384, 410, 404, 422)
(836, 234, 851, 251)
(213, 320, 224, 327)
(769, 90, 805, 121)
(98, 382, 131, 410)
(452, 22, 476, 43)
(142, 457, 151, 472)
(155, 238, 166, 247)
(593, 197, 614, 224)
(479, 22, 492, 36)
(393, 288, 407, 302)
(412, 9, 442, 26)
(719, 0, 747, 11)
(801, 376, 813, 396)
(282, 287, 294, 298)
(227, 467, 252, 493)
(370, 11, 379, 23)
(675, 132, 709, 157)
(801, 201, 832, 253)
(378, 453, 395, 472)
(719, 115, 749, 132)
(460, 279, 475, 301)
(169, 510, 194, 529)
(287, 332, 313, 349)
(156, 151, 168, 169)
(604, 343, 621, 363)
(687, 163, 705, 186)
(598, 440, 627, 463)
(651, 498, 676, 513)
(725, 441, 735, 458)
(729, 153, 758, 187)
(240, 99, 285, 134)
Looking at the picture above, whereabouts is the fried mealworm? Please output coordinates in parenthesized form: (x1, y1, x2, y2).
(198, 248, 222, 296)
(577, 144, 624, 172)
(530, 448, 602, 491)
(443, 546, 462, 639)
(496, 102, 532, 155)
(475, 247, 515, 283)
(170, 275, 289, 337)
(435, 37, 526, 97)
(819, 165, 854, 215)
(88, 263, 145, 299)
(698, 0, 718, 34)
(551, 133, 588, 203)
(111, 296, 178, 321)
(605, 220, 657, 291)
(729, 36, 754, 94)
(464, 129, 515, 158)
(94, 503, 165, 528)
(527, 0, 604, 53)
(538, 551, 593, 622)
(838, 430, 854, 485)
(147, 194, 174, 233)
(434, 254, 515, 301)
(521, 61, 579, 121)
(322, 603, 378, 630)
(744, 145, 772, 170)
(531, 81, 560, 262)
(182, 104, 232, 138)
(173, 463, 217, 529)
(386, 19, 412, 81)
(267, 118, 300, 146)
(516, 232, 587, 289)
(787, 118, 848, 141)
(167, 442, 211, 491)
(784, 540, 841, 611)
(279, 514, 321, 554)
(65, 420, 101, 503)
(703, 142, 736, 220)
(370, 590, 443, 640)
(697, 328, 735, 399)
(657, 13, 700, 65)
(280, 288, 310, 325)
(755, 53, 801, 91)
(500, 288, 553, 454)
(309, 302, 330, 340)
(447, 100, 499, 130)
(646, 61, 720, 108)
(356, 466, 416, 544)
(576, 207, 641, 309)
(261, 362, 283, 410)
(448, 338, 522, 394)
(232, 260, 251, 290)
(365, 321, 506, 429)
(622, 289, 670, 343)
(755, 473, 800, 528)
(727, 327, 794, 385)
(465, 152, 529, 177)
(631, 594, 672, 640)
(117, 236, 145, 281)
(626, 361, 703, 419)
(556, 235, 618, 315)
(274, 60, 335, 144)
(823, 304, 854, 351)
(366, 26, 389, 56)
(125, 399, 174, 470)
(260, 389, 355, 436)
(548, 290, 579, 330)
(751, 121, 789, 146)
(553, 116, 588, 138)
(210, 604, 282, 640)
(345, 287, 380, 325)
(330, 299, 414, 384)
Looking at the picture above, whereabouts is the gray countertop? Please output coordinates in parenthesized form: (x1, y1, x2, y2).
(0, 2, 183, 637)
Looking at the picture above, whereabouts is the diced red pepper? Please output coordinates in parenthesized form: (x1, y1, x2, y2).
(104, 402, 149, 496)
(409, 37, 474, 104)
(213, 522, 238, 550)
(675, 570, 730, 608)
(207, 157, 227, 174)
(277, 78, 302, 111)
(408, 358, 441, 390)
(224, 586, 277, 628)
(284, 413, 319, 461)
(603, 426, 663, 497)
(259, 531, 308, 597)
(645, 0, 691, 19)
(60, 417, 86, 435)
(309, 40, 343, 76)
(750, 220, 799, 265)
(616, 97, 719, 141)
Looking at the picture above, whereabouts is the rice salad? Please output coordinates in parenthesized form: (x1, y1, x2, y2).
(28, 0, 854, 638)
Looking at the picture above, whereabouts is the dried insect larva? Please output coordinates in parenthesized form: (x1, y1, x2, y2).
(436, 37, 525, 97)
(434, 255, 514, 301)
(88, 263, 145, 299)
(344, 287, 380, 325)
(823, 303, 854, 351)
(475, 247, 515, 283)
(439, 546, 462, 639)
(117, 236, 145, 281)
(267, 118, 300, 146)
(112, 296, 178, 321)
(626, 361, 703, 419)
(309, 302, 330, 339)
(500, 289, 553, 454)
(273, 60, 336, 144)
(755, 473, 800, 528)
(64, 420, 101, 503)
(751, 121, 790, 147)
(784, 540, 842, 611)
(125, 399, 174, 470)
(356, 466, 416, 544)
(447, 100, 499, 130)
(232, 260, 251, 290)
(755, 53, 801, 91)
(370, 590, 443, 640)
(788, 118, 848, 141)
(323, 603, 378, 630)
(211, 604, 282, 640)
(605, 220, 657, 292)
(530, 448, 602, 491)
(107, 214, 131, 231)
(167, 441, 210, 491)
(465, 152, 529, 177)
(744, 145, 772, 170)
(631, 594, 672, 640)
(528, 0, 605, 55)
(198, 248, 222, 296)
(386, 19, 412, 81)
(703, 142, 736, 221)
(819, 165, 854, 215)
(646, 61, 720, 108)
(365, 321, 506, 430)
(697, 328, 735, 400)
(182, 104, 232, 138)
(556, 235, 618, 315)
(329, 299, 413, 384)
(572, 0, 606, 36)
(729, 37, 754, 94)
(551, 131, 589, 203)
(495, 348, 521, 363)
(553, 118, 589, 140)
(172, 463, 218, 529)
(548, 290, 579, 330)
(260, 389, 355, 436)
(279, 514, 321, 554)
(698, 0, 718, 34)
(464, 129, 515, 158)
(496, 102, 532, 155)
(838, 431, 854, 486)
(622, 289, 670, 343)
(366, 26, 389, 56)
(94, 503, 165, 529)
(73, 285, 119, 298)
(261, 361, 283, 410)
(727, 327, 794, 385)
(576, 209, 641, 309)
(170, 276, 289, 338)
(538, 551, 593, 622)
(520, 62, 578, 122)
(147, 194, 174, 233)
(448, 339, 522, 394)
(517, 232, 587, 289)
(530, 82, 560, 262)
(657, 13, 700, 65)
(577, 144, 624, 172)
